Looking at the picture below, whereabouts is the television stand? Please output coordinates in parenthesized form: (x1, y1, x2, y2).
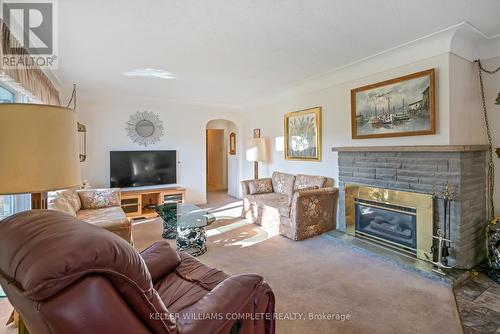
(120, 186, 186, 219)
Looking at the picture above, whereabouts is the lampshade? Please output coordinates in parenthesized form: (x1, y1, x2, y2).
(495, 92, 500, 105)
(0, 104, 81, 195)
(246, 137, 267, 162)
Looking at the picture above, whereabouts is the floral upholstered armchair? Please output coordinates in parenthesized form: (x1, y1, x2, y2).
(241, 172, 338, 240)
(48, 188, 132, 243)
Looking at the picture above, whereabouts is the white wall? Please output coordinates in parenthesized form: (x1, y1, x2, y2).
(449, 54, 487, 145)
(74, 91, 242, 204)
(240, 53, 452, 184)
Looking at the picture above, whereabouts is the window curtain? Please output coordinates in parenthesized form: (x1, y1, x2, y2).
(0, 21, 60, 105)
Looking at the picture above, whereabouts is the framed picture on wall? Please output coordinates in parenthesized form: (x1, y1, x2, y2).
(229, 132, 236, 155)
(284, 107, 321, 161)
(351, 69, 435, 139)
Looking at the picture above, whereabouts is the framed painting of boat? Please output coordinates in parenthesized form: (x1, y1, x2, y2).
(351, 69, 435, 139)
(284, 107, 321, 161)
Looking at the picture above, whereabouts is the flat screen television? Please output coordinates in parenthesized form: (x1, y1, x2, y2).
(110, 150, 177, 188)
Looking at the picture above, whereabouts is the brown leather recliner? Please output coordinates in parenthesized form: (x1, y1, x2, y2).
(0, 210, 275, 334)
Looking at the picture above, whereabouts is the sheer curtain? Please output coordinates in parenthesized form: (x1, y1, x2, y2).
(0, 194, 31, 219)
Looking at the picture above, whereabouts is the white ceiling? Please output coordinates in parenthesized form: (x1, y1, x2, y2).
(55, 0, 500, 107)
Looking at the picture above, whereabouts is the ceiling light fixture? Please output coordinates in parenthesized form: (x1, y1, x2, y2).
(122, 68, 175, 79)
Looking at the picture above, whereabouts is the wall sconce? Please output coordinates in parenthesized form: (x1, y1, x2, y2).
(496, 148, 500, 159)
(77, 122, 87, 162)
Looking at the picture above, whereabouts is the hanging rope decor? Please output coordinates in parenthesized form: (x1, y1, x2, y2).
(475, 59, 500, 220)
(66, 84, 77, 110)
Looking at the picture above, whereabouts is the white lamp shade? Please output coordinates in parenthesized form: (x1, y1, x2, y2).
(0, 104, 82, 195)
(246, 137, 267, 162)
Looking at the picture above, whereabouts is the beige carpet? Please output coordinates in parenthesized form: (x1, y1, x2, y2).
(133, 191, 463, 334)
(0, 191, 462, 334)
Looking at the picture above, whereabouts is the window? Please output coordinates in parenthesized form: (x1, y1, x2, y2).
(0, 85, 31, 219)
(0, 85, 15, 103)
(0, 195, 31, 220)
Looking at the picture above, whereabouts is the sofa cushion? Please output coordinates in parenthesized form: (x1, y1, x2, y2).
(77, 207, 130, 230)
(294, 174, 327, 191)
(271, 172, 295, 198)
(47, 189, 81, 217)
(246, 193, 291, 217)
(78, 188, 120, 209)
(248, 179, 273, 195)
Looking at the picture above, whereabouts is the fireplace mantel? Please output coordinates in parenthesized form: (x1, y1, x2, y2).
(332, 145, 488, 153)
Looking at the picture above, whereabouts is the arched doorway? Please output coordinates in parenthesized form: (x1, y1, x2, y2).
(206, 119, 238, 198)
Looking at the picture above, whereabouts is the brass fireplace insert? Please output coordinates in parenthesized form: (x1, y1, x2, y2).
(345, 184, 434, 260)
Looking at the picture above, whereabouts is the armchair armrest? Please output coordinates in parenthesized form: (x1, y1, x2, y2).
(293, 186, 338, 199)
(290, 187, 339, 240)
(177, 274, 270, 333)
(241, 178, 272, 196)
(140, 240, 181, 282)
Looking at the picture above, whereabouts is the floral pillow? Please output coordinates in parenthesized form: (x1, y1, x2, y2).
(294, 174, 327, 191)
(248, 179, 274, 195)
(47, 189, 81, 217)
(78, 189, 120, 209)
(271, 172, 296, 197)
(48, 197, 78, 217)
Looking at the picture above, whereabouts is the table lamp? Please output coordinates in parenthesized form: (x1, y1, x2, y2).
(0, 104, 81, 209)
(246, 137, 267, 179)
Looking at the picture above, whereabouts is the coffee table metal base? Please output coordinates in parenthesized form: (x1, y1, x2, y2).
(162, 222, 177, 239)
(176, 226, 207, 257)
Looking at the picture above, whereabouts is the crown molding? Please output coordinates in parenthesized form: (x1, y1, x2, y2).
(243, 22, 500, 110)
(71, 88, 243, 113)
(450, 22, 500, 61)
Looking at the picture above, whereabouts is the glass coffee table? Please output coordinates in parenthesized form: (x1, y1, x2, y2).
(156, 203, 216, 256)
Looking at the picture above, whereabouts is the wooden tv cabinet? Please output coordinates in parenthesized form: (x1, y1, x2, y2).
(120, 186, 186, 219)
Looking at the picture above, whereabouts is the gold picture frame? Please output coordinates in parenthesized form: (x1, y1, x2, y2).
(229, 132, 236, 155)
(284, 107, 321, 161)
(351, 69, 436, 139)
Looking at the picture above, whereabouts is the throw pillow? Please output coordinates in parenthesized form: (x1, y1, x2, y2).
(294, 174, 327, 191)
(78, 189, 120, 209)
(48, 197, 77, 217)
(61, 189, 82, 212)
(248, 179, 273, 195)
(47, 189, 81, 217)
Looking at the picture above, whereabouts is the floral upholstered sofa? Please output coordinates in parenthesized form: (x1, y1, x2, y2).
(48, 188, 132, 243)
(241, 172, 338, 240)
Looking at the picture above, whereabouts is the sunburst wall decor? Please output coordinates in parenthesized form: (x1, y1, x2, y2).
(126, 111, 164, 146)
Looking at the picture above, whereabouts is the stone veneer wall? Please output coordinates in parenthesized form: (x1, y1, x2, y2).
(336, 147, 487, 269)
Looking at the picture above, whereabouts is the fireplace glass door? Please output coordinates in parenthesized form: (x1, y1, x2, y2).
(355, 199, 417, 250)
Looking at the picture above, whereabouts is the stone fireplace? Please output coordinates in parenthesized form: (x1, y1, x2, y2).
(333, 145, 488, 269)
